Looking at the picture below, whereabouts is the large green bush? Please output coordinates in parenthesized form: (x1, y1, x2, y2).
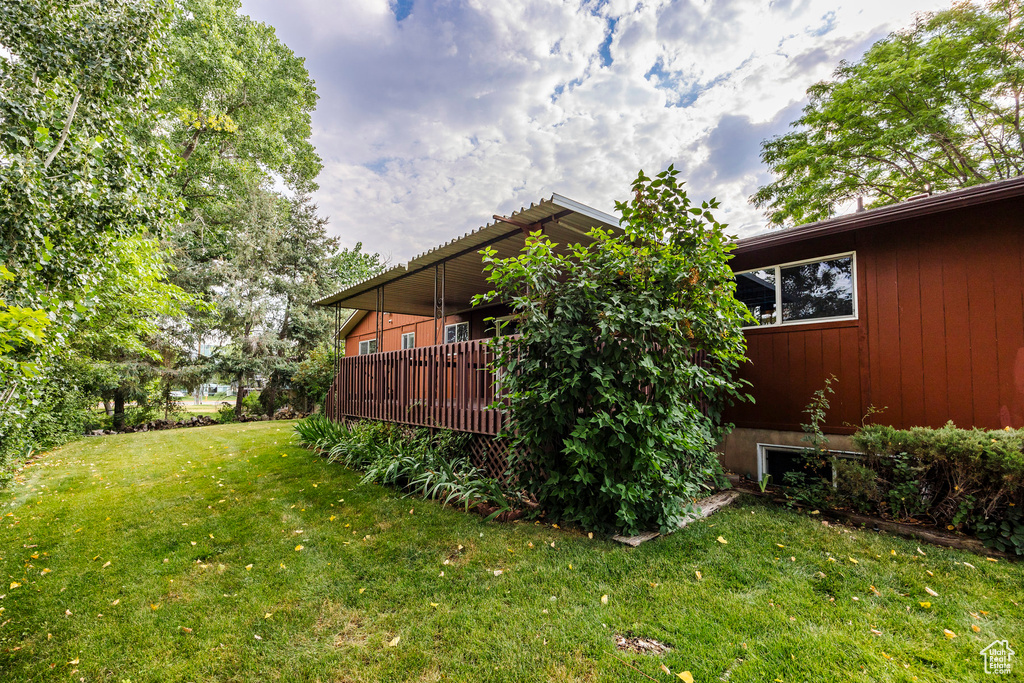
(475, 167, 752, 534)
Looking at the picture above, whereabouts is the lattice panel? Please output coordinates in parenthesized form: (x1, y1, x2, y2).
(466, 434, 516, 484)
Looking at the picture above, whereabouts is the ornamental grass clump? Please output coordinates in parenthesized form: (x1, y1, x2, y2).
(474, 167, 752, 534)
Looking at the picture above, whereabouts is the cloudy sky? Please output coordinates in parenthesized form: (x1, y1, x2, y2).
(239, 0, 950, 264)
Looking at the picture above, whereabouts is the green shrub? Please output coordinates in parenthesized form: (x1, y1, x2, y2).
(294, 416, 513, 515)
(215, 405, 237, 424)
(853, 422, 1024, 555)
(241, 392, 262, 415)
(474, 167, 751, 534)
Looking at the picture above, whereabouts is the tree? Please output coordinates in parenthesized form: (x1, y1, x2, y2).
(0, 0, 187, 459)
(753, 0, 1024, 227)
(476, 167, 752, 534)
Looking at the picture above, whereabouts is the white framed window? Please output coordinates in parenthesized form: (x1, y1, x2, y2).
(444, 322, 469, 344)
(401, 331, 415, 350)
(756, 443, 862, 486)
(358, 339, 377, 355)
(735, 252, 856, 328)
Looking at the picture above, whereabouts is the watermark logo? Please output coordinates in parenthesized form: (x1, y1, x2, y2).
(981, 640, 1015, 675)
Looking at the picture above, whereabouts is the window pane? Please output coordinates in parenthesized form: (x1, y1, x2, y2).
(734, 269, 778, 325)
(368, 339, 377, 353)
(781, 256, 854, 322)
(401, 333, 415, 349)
(445, 323, 468, 343)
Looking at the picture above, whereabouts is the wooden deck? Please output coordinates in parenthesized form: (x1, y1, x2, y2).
(324, 339, 506, 436)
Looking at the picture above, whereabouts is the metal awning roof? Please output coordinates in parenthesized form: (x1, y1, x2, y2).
(315, 194, 620, 316)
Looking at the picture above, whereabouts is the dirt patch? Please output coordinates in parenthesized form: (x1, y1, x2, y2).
(314, 600, 366, 648)
(614, 631, 672, 655)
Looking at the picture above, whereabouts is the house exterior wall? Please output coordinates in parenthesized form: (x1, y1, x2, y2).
(722, 196, 1024, 476)
(343, 305, 512, 356)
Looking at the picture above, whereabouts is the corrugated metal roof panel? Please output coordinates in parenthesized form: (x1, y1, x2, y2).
(315, 194, 619, 308)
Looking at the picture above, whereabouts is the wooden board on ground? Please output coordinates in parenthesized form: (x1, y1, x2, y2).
(612, 490, 741, 546)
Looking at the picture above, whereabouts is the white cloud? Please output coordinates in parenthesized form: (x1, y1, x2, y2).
(241, 0, 951, 259)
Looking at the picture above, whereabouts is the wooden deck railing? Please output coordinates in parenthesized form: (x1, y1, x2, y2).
(324, 339, 506, 436)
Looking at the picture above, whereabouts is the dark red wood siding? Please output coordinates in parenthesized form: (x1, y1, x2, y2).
(726, 197, 1024, 433)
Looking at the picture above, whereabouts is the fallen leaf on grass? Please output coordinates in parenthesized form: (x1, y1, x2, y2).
(986, 557, 998, 563)
(151, 603, 161, 611)
(601, 595, 608, 605)
(869, 586, 881, 596)
(917, 548, 926, 556)
(925, 587, 939, 597)
(971, 624, 981, 633)
(963, 562, 976, 569)
(294, 545, 303, 551)
(245, 564, 253, 571)
(919, 602, 931, 608)
(9, 582, 20, 589)
(660, 664, 671, 675)
(430, 602, 439, 607)
(847, 557, 858, 564)
(943, 629, 957, 639)
(68, 658, 79, 665)
(695, 571, 702, 581)
(677, 672, 694, 683)
(181, 627, 193, 634)
(110, 599, 119, 606)
(358, 588, 365, 594)
(101, 561, 111, 569)
(190, 542, 197, 546)
(717, 536, 727, 544)
(388, 636, 400, 647)
(254, 634, 262, 640)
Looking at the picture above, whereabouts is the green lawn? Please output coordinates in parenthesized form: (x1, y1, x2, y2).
(1, 422, 1019, 682)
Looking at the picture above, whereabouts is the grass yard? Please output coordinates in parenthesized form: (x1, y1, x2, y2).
(1, 423, 1020, 682)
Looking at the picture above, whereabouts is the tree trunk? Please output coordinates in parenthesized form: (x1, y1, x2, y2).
(113, 389, 125, 431)
(235, 372, 245, 413)
(262, 383, 277, 418)
(102, 398, 113, 416)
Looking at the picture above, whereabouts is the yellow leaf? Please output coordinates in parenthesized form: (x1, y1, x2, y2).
(68, 658, 79, 665)
(295, 545, 303, 551)
(359, 588, 365, 594)
(971, 624, 981, 633)
(388, 635, 400, 647)
(9, 582, 19, 589)
(209, 534, 214, 539)
(677, 672, 694, 683)
(600, 594, 608, 605)
(848, 557, 858, 564)
(986, 557, 998, 562)
(943, 629, 957, 639)
(430, 602, 439, 607)
(568, 564, 572, 569)
(882, 651, 891, 660)
(695, 570, 702, 581)
(191, 541, 197, 546)
(40, 568, 51, 575)
(776, 543, 785, 548)
(717, 536, 727, 544)
(150, 603, 161, 611)
(891, 550, 897, 555)
(279, 562, 286, 569)
(265, 613, 272, 619)
(245, 564, 253, 571)
(588, 532, 594, 539)
(919, 602, 931, 608)
(329, 515, 336, 522)
(111, 599, 119, 606)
